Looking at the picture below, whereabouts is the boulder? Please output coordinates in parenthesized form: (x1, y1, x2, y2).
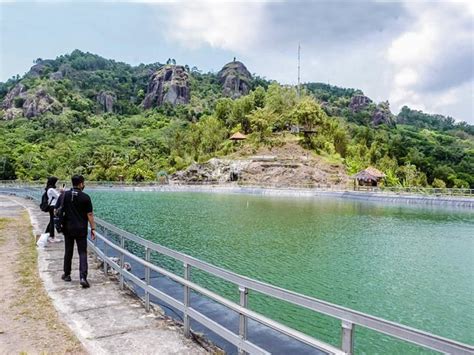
(372, 101, 396, 126)
(23, 89, 60, 118)
(49, 71, 63, 80)
(27, 63, 48, 78)
(349, 94, 372, 112)
(142, 65, 190, 109)
(97, 91, 116, 113)
(218, 60, 252, 99)
(1, 84, 61, 119)
(1, 83, 27, 109)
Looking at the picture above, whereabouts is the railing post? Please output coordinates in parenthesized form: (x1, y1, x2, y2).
(145, 247, 151, 311)
(183, 263, 191, 338)
(92, 226, 98, 262)
(103, 229, 108, 276)
(120, 234, 125, 290)
(238, 286, 249, 355)
(341, 320, 354, 355)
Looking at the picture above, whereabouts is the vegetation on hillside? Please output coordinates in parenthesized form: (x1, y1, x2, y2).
(0, 50, 472, 188)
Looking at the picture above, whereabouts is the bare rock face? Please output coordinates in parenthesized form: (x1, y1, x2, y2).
(349, 94, 372, 112)
(97, 91, 116, 113)
(27, 63, 48, 78)
(2, 84, 27, 109)
(172, 143, 350, 187)
(23, 89, 60, 118)
(218, 61, 252, 99)
(372, 101, 396, 126)
(172, 158, 249, 183)
(49, 71, 63, 80)
(1, 84, 61, 119)
(142, 65, 190, 109)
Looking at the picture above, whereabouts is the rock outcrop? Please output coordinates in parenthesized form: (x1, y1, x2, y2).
(218, 60, 252, 99)
(171, 142, 350, 187)
(2, 84, 27, 109)
(372, 101, 396, 126)
(97, 91, 116, 113)
(2, 84, 61, 119)
(142, 65, 190, 109)
(349, 95, 372, 112)
(49, 71, 63, 80)
(172, 158, 249, 183)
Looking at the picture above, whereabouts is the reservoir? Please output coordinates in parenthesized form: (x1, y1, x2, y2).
(90, 190, 474, 354)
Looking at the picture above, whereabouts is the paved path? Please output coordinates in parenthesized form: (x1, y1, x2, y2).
(2, 195, 207, 355)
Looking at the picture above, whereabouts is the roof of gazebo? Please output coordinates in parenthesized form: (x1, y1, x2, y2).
(229, 132, 247, 140)
(352, 166, 386, 180)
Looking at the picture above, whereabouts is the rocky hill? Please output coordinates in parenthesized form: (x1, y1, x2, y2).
(0, 50, 472, 188)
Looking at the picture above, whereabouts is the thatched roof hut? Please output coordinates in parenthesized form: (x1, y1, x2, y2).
(229, 132, 247, 141)
(353, 167, 385, 187)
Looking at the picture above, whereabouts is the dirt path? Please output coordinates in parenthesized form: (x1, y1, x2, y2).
(0, 196, 85, 354)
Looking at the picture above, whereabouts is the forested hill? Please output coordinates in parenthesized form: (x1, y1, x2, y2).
(0, 50, 472, 188)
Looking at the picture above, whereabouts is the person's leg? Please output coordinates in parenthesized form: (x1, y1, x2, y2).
(48, 207, 55, 239)
(76, 236, 88, 281)
(45, 209, 52, 234)
(63, 234, 74, 277)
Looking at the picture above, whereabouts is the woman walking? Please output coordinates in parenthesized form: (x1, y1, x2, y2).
(44, 176, 62, 243)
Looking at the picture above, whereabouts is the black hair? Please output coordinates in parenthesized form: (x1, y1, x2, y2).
(71, 174, 85, 187)
(45, 176, 58, 190)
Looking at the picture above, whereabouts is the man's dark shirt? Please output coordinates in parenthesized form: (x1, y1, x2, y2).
(62, 188, 93, 237)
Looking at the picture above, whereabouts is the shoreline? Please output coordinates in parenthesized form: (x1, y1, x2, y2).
(90, 184, 474, 208)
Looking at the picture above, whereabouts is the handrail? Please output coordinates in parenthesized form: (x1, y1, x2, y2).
(1, 181, 473, 197)
(2, 188, 474, 354)
(92, 217, 474, 355)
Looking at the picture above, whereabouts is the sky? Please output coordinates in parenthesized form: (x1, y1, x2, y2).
(0, 0, 473, 123)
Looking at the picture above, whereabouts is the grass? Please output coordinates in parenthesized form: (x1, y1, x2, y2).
(0, 217, 9, 245)
(1, 212, 84, 353)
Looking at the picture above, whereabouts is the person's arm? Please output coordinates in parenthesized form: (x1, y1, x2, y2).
(88, 212, 96, 240)
(85, 195, 96, 240)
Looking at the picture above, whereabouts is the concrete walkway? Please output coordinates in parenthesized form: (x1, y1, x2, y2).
(3, 195, 208, 355)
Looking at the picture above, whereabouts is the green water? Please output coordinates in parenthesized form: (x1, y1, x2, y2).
(90, 190, 474, 353)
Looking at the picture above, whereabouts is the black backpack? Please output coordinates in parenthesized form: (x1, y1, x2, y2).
(40, 190, 49, 212)
(54, 192, 66, 233)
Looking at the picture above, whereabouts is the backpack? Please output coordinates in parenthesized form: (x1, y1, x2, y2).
(40, 190, 49, 212)
(54, 192, 66, 233)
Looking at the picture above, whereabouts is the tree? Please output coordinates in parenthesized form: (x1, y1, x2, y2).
(248, 108, 276, 143)
(291, 98, 327, 131)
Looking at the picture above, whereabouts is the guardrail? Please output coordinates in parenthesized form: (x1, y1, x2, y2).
(2, 187, 473, 354)
(1, 180, 473, 197)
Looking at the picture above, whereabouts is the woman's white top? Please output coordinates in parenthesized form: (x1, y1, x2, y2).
(47, 188, 60, 207)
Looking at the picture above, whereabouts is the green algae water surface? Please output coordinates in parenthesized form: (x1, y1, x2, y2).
(90, 190, 474, 354)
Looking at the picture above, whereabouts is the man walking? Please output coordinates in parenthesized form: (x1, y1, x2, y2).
(61, 175, 96, 288)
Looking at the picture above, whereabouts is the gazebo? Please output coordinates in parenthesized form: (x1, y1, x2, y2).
(229, 132, 247, 141)
(353, 167, 386, 187)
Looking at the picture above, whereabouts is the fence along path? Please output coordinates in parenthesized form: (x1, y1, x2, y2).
(3, 187, 474, 355)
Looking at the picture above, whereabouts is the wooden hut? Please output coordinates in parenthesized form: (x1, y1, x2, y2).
(353, 167, 386, 187)
(229, 132, 247, 141)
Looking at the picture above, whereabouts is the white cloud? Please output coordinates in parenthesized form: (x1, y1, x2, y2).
(387, 1, 474, 121)
(159, 0, 473, 122)
(163, 2, 265, 52)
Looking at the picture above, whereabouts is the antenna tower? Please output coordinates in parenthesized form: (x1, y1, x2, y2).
(297, 43, 301, 98)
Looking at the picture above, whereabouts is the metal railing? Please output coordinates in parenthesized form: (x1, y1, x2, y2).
(1, 180, 473, 197)
(2, 187, 474, 354)
(90, 219, 473, 355)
